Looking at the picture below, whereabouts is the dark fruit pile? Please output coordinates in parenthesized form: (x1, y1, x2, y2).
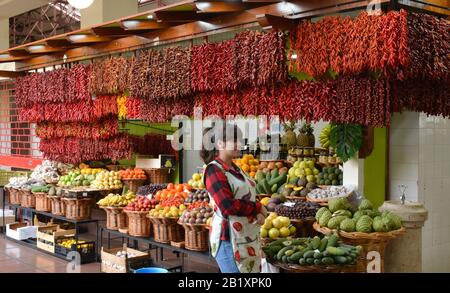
(179, 206, 213, 225)
(275, 202, 320, 220)
(137, 184, 168, 196)
(185, 189, 209, 204)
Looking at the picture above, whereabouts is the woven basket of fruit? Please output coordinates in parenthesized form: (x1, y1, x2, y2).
(306, 186, 353, 206)
(179, 223, 209, 252)
(7, 188, 22, 205)
(147, 216, 184, 244)
(34, 192, 51, 212)
(143, 168, 170, 184)
(20, 189, 36, 208)
(63, 198, 93, 220)
(273, 261, 360, 273)
(48, 196, 65, 216)
(125, 210, 152, 237)
(104, 207, 128, 231)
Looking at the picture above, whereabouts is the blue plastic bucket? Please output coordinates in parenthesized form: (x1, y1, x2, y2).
(135, 267, 169, 274)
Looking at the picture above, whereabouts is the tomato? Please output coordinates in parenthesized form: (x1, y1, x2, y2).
(175, 184, 184, 192)
(167, 183, 175, 190)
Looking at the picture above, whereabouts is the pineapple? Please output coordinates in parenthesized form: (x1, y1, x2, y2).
(281, 121, 297, 146)
(297, 123, 315, 147)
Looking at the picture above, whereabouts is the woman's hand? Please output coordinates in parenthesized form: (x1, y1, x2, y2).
(256, 213, 266, 226)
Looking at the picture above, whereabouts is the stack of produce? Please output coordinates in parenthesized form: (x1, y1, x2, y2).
(288, 160, 320, 185)
(307, 186, 352, 201)
(255, 168, 287, 195)
(91, 171, 122, 190)
(263, 234, 362, 266)
(279, 177, 317, 198)
(30, 185, 54, 194)
(5, 176, 30, 189)
(119, 168, 147, 180)
(137, 184, 167, 197)
(260, 213, 296, 240)
(259, 193, 287, 211)
(234, 154, 259, 179)
(57, 239, 86, 249)
(148, 200, 186, 218)
(97, 191, 136, 208)
(315, 198, 403, 233)
(30, 160, 60, 184)
(275, 201, 320, 220)
(187, 172, 205, 189)
(178, 206, 212, 225)
(317, 167, 343, 186)
(185, 189, 209, 204)
(79, 167, 106, 176)
(58, 170, 96, 188)
(124, 196, 154, 212)
(153, 183, 189, 202)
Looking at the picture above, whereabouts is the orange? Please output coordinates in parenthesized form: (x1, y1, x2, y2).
(249, 171, 256, 178)
(240, 158, 249, 166)
(250, 165, 258, 172)
(253, 159, 260, 166)
(241, 164, 250, 173)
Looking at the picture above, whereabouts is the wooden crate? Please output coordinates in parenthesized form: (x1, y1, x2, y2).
(6, 223, 38, 240)
(37, 225, 76, 254)
(101, 244, 151, 273)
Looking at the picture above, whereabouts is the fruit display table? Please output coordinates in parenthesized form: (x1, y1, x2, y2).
(1, 188, 99, 263)
(99, 227, 212, 273)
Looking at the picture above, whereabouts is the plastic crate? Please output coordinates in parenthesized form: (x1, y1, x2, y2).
(55, 238, 96, 264)
(0, 171, 31, 187)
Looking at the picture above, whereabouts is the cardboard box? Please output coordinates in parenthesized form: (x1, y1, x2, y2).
(135, 156, 160, 169)
(101, 244, 150, 273)
(6, 223, 38, 240)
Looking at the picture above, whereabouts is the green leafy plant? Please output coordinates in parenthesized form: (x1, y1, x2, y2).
(330, 124, 363, 162)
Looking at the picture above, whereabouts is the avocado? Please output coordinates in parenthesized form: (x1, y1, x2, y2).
(300, 188, 309, 197)
(290, 190, 300, 197)
(297, 178, 307, 187)
(306, 182, 317, 191)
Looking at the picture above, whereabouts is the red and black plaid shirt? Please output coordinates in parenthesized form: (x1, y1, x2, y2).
(205, 158, 261, 241)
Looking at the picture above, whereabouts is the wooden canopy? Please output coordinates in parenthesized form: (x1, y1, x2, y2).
(0, 0, 448, 73)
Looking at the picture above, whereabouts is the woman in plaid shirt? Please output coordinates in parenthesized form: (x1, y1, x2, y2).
(201, 122, 267, 273)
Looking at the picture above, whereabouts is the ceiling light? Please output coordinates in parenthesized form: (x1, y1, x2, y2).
(68, 0, 94, 10)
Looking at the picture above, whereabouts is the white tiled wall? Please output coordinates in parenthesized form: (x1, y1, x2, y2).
(390, 112, 450, 272)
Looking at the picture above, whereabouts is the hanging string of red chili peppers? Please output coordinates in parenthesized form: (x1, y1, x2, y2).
(129, 134, 177, 157)
(36, 117, 118, 140)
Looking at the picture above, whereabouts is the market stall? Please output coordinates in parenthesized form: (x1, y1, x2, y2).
(0, 0, 448, 273)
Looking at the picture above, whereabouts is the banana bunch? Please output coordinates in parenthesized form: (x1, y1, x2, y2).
(97, 191, 136, 208)
(320, 124, 331, 149)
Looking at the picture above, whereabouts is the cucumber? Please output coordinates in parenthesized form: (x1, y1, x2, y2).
(321, 257, 335, 265)
(271, 184, 278, 193)
(299, 258, 307, 266)
(255, 184, 263, 194)
(284, 250, 295, 257)
(333, 256, 348, 264)
(326, 247, 347, 256)
(346, 256, 354, 263)
(306, 258, 315, 265)
(318, 238, 328, 252)
(277, 246, 293, 260)
(314, 259, 322, 266)
(256, 171, 265, 182)
(313, 252, 323, 259)
(266, 172, 272, 182)
(288, 251, 304, 263)
(270, 169, 279, 181)
(281, 255, 288, 263)
(311, 236, 321, 250)
(303, 250, 315, 259)
(322, 251, 329, 257)
(326, 234, 339, 248)
(261, 179, 271, 194)
(268, 173, 287, 188)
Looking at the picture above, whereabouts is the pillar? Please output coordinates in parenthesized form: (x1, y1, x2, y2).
(80, 0, 138, 28)
(0, 18, 15, 75)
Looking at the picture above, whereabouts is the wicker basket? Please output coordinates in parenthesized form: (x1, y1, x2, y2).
(104, 207, 128, 231)
(6, 188, 21, 205)
(143, 168, 170, 184)
(34, 192, 51, 212)
(273, 261, 360, 273)
(179, 223, 209, 252)
(313, 222, 406, 272)
(122, 179, 147, 194)
(48, 196, 66, 216)
(20, 189, 36, 208)
(63, 198, 93, 220)
(148, 216, 184, 244)
(125, 210, 151, 237)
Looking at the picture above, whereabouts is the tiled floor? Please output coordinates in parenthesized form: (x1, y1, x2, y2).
(0, 236, 218, 273)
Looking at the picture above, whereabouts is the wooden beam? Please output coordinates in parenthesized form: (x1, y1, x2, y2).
(121, 20, 172, 30)
(26, 45, 65, 54)
(8, 49, 30, 58)
(194, 2, 248, 13)
(155, 11, 219, 21)
(66, 34, 113, 44)
(0, 70, 26, 78)
(46, 39, 72, 48)
(258, 14, 298, 31)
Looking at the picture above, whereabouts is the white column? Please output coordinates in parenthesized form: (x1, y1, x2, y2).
(0, 18, 15, 76)
(343, 154, 364, 192)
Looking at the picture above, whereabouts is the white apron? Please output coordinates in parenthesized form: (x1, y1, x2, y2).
(206, 160, 261, 273)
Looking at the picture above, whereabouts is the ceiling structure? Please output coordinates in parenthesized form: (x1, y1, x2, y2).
(0, 0, 447, 74)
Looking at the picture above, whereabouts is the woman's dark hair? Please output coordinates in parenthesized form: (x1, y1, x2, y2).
(200, 122, 243, 164)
